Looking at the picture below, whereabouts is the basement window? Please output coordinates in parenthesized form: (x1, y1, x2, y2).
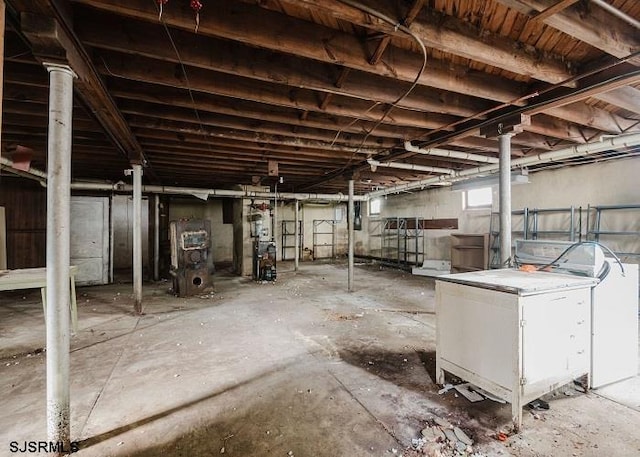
(464, 186, 492, 209)
(369, 198, 381, 215)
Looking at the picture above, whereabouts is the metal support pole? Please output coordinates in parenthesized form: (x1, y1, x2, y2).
(348, 179, 354, 292)
(44, 62, 76, 452)
(132, 163, 143, 313)
(499, 134, 513, 267)
(294, 199, 299, 271)
(153, 194, 160, 281)
(273, 184, 278, 261)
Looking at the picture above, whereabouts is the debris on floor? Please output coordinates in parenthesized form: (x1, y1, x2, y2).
(453, 384, 484, 402)
(527, 399, 550, 410)
(402, 415, 487, 457)
(438, 382, 506, 404)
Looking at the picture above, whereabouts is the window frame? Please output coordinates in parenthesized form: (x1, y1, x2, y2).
(463, 186, 493, 210)
(369, 198, 381, 216)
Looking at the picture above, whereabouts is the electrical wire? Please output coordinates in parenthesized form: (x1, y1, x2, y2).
(330, 0, 428, 172)
(528, 241, 625, 279)
(409, 51, 640, 147)
(150, 0, 219, 157)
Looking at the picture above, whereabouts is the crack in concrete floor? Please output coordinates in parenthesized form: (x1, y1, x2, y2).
(1, 263, 639, 456)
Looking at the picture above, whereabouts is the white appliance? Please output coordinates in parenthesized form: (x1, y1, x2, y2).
(514, 240, 639, 388)
(435, 269, 597, 431)
(435, 240, 639, 430)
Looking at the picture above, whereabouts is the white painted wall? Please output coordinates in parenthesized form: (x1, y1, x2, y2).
(363, 157, 640, 262)
(277, 201, 350, 259)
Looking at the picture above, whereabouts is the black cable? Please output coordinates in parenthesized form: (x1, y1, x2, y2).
(331, 0, 428, 171)
(535, 241, 624, 277)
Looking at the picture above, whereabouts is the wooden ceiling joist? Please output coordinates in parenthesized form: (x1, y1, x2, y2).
(2, 0, 637, 192)
(272, 0, 575, 84)
(10, 1, 150, 168)
(71, 0, 525, 104)
(95, 52, 457, 132)
(494, 0, 640, 62)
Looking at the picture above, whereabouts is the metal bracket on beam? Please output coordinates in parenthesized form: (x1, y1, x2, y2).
(480, 114, 531, 138)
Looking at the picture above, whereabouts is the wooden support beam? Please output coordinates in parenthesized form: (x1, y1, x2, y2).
(526, 114, 600, 143)
(73, 12, 488, 118)
(531, 0, 579, 22)
(593, 87, 640, 116)
(494, 0, 640, 63)
(141, 149, 352, 168)
(11, 4, 151, 169)
(3, 113, 101, 132)
(117, 98, 422, 143)
(319, 93, 333, 111)
(253, 0, 574, 84)
(526, 64, 640, 114)
(138, 140, 356, 161)
(546, 102, 640, 133)
(71, 0, 525, 104)
(127, 118, 391, 154)
(319, 67, 352, 111)
(123, 111, 402, 150)
(369, 0, 426, 65)
(95, 52, 457, 131)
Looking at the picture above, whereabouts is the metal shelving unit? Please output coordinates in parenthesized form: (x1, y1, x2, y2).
(312, 220, 336, 260)
(381, 217, 403, 266)
(380, 217, 425, 268)
(280, 220, 303, 260)
(586, 204, 640, 259)
(489, 206, 583, 268)
(528, 206, 581, 241)
(404, 217, 426, 267)
(489, 209, 528, 269)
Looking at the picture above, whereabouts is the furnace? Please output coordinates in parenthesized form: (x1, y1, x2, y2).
(169, 219, 212, 297)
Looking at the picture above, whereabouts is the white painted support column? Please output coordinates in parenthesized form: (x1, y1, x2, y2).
(294, 199, 299, 271)
(499, 134, 513, 267)
(44, 62, 76, 451)
(348, 179, 354, 292)
(273, 185, 278, 261)
(132, 163, 143, 313)
(0, 1, 5, 164)
(153, 194, 160, 281)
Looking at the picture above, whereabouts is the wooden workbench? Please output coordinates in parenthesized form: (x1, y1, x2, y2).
(0, 266, 79, 332)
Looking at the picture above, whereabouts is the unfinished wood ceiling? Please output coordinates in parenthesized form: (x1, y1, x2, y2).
(2, 0, 639, 193)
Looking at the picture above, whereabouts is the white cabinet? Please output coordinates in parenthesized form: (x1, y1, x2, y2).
(435, 269, 597, 430)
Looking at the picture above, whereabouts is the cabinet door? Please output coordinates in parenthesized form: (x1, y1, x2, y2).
(521, 288, 590, 386)
(437, 281, 518, 390)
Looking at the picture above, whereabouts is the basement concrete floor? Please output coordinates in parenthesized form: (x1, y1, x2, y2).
(1, 262, 639, 457)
